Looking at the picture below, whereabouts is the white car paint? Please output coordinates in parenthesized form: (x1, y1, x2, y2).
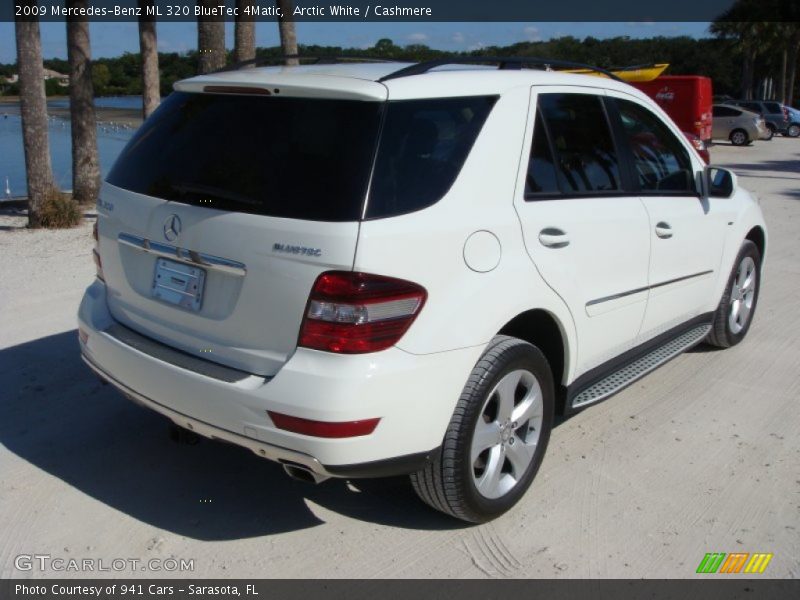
(78, 61, 767, 477)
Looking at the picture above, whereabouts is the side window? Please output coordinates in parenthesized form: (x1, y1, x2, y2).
(713, 105, 737, 117)
(536, 93, 622, 194)
(524, 110, 560, 195)
(614, 99, 695, 194)
(764, 102, 782, 114)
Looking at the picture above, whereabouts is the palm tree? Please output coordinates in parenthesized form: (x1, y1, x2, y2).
(276, 0, 298, 65)
(235, 0, 256, 66)
(14, 0, 57, 228)
(66, 0, 100, 207)
(197, 0, 226, 74)
(138, 0, 161, 118)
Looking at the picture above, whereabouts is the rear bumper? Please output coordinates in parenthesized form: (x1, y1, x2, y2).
(78, 280, 481, 477)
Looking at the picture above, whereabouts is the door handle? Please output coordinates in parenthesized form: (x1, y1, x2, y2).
(655, 222, 673, 239)
(538, 227, 570, 248)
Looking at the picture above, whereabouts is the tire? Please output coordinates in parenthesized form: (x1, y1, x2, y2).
(764, 124, 775, 140)
(411, 335, 554, 523)
(787, 123, 800, 138)
(729, 129, 749, 146)
(706, 240, 761, 348)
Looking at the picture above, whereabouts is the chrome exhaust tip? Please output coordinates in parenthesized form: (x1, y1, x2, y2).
(282, 462, 329, 484)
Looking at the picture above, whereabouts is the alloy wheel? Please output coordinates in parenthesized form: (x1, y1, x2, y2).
(470, 369, 544, 499)
(729, 255, 757, 335)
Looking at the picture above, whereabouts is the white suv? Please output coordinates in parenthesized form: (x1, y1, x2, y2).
(78, 58, 766, 523)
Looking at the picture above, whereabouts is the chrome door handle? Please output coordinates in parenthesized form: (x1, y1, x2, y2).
(655, 222, 673, 239)
(538, 227, 570, 248)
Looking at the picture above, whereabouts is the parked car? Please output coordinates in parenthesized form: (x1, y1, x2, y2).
(631, 75, 713, 145)
(79, 58, 767, 523)
(730, 99, 790, 137)
(784, 105, 800, 138)
(712, 104, 770, 145)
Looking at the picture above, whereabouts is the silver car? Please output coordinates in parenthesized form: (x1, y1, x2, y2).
(712, 104, 770, 146)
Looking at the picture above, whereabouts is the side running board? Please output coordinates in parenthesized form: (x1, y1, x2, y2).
(569, 323, 712, 410)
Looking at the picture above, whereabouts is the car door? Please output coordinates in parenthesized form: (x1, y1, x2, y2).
(607, 92, 729, 339)
(514, 88, 651, 376)
(712, 105, 740, 139)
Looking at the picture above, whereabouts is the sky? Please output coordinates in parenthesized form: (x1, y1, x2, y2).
(0, 21, 712, 64)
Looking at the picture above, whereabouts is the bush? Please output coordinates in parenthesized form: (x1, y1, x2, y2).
(36, 189, 81, 229)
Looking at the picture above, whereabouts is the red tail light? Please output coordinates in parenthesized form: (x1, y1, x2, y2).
(298, 271, 427, 353)
(268, 411, 380, 438)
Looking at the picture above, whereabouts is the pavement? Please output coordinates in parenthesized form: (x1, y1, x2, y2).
(0, 137, 798, 579)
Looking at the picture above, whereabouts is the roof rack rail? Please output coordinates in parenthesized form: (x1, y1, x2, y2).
(377, 56, 624, 83)
(213, 55, 394, 73)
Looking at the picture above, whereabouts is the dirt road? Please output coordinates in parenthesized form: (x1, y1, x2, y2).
(1, 138, 798, 579)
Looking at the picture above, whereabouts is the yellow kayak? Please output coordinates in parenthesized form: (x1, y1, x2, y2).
(563, 63, 669, 83)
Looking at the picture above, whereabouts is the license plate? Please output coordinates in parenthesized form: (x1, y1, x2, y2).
(152, 258, 206, 312)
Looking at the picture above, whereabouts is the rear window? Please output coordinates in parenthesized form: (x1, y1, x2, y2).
(108, 92, 496, 222)
(107, 92, 382, 221)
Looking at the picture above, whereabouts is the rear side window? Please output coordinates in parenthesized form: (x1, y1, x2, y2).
(614, 99, 694, 193)
(366, 96, 496, 219)
(525, 110, 560, 195)
(107, 92, 382, 221)
(764, 102, 782, 114)
(536, 93, 622, 194)
(713, 106, 740, 117)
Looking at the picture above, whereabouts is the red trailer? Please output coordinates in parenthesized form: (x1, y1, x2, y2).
(631, 76, 713, 144)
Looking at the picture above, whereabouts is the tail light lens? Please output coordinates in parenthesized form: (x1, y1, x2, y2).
(298, 271, 427, 354)
(92, 220, 104, 281)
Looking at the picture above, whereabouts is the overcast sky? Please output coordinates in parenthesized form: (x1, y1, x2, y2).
(0, 21, 711, 64)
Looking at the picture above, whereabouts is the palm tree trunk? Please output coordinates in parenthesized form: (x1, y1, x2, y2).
(276, 1, 298, 65)
(138, 0, 161, 119)
(235, 0, 256, 66)
(66, 1, 100, 207)
(197, 0, 226, 74)
(14, 2, 56, 228)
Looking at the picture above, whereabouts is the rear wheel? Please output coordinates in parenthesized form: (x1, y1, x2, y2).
(729, 129, 749, 146)
(787, 123, 800, 138)
(411, 336, 554, 523)
(706, 241, 761, 348)
(765, 123, 775, 140)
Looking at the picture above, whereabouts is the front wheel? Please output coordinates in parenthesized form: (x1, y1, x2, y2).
(411, 336, 554, 523)
(706, 240, 761, 348)
(786, 123, 800, 138)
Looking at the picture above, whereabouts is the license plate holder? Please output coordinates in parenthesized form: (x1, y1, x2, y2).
(152, 258, 206, 312)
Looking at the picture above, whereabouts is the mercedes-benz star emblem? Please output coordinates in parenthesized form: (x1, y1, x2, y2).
(163, 214, 182, 242)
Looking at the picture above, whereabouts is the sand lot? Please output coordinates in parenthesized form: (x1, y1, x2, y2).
(1, 138, 798, 579)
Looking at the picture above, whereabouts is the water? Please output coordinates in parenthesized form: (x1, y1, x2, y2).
(47, 96, 144, 110)
(0, 97, 139, 199)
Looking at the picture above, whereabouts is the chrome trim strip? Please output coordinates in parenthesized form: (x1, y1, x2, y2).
(81, 351, 331, 479)
(586, 270, 714, 307)
(118, 233, 247, 277)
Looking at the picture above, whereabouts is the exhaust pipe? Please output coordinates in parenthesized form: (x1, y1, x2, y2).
(282, 462, 329, 484)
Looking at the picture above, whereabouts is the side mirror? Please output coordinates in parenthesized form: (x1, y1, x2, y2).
(703, 166, 736, 199)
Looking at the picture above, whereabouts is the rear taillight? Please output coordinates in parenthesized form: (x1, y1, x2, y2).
(92, 220, 104, 281)
(298, 271, 427, 354)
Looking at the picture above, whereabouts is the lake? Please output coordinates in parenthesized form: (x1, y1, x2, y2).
(0, 96, 139, 199)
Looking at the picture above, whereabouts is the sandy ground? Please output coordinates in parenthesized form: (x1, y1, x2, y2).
(0, 139, 798, 579)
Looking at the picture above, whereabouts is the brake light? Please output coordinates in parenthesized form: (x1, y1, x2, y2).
(298, 271, 427, 353)
(92, 220, 104, 281)
(268, 411, 380, 438)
